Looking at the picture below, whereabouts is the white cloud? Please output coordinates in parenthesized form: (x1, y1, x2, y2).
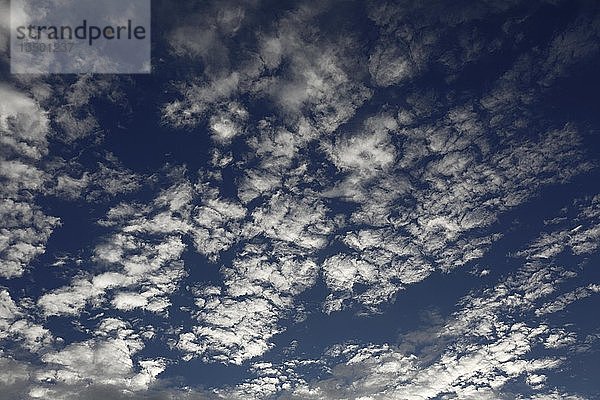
(0, 85, 49, 159)
(38, 181, 191, 317)
(365, 0, 519, 87)
(0, 85, 59, 278)
(209, 103, 248, 144)
(536, 284, 600, 316)
(0, 289, 53, 353)
(161, 73, 241, 129)
(269, 194, 600, 399)
(323, 124, 396, 175)
(190, 200, 245, 259)
(179, 242, 319, 364)
(243, 191, 333, 250)
(162, 2, 372, 139)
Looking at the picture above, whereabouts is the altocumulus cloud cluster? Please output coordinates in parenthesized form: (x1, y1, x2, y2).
(1, 0, 600, 399)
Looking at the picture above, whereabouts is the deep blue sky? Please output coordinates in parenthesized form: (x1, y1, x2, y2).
(1, 1, 600, 399)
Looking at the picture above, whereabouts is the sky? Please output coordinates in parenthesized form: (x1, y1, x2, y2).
(1, 0, 600, 399)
